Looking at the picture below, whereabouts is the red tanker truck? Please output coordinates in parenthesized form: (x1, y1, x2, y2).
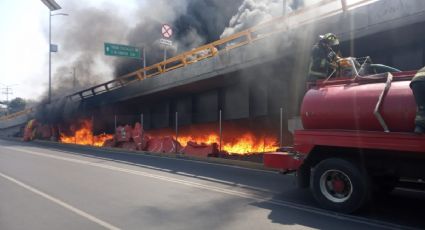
(264, 57, 425, 213)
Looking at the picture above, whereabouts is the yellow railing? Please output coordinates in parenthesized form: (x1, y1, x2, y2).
(67, 0, 374, 100)
(0, 107, 34, 121)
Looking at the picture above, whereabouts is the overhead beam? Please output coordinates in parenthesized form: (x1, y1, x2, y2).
(41, 0, 61, 11)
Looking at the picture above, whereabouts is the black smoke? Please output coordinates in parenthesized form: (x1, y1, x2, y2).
(114, 0, 243, 76)
(35, 0, 244, 124)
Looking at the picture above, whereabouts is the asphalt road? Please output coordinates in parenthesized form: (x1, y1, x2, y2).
(0, 139, 424, 230)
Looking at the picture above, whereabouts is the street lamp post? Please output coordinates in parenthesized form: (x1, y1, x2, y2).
(41, 0, 65, 104)
(49, 10, 52, 103)
(72, 67, 76, 91)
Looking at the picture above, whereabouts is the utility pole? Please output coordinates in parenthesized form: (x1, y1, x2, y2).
(2, 87, 13, 104)
(2, 86, 14, 116)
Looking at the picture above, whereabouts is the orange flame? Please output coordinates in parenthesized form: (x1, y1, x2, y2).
(223, 133, 277, 154)
(148, 122, 279, 155)
(60, 120, 278, 154)
(60, 120, 113, 147)
(176, 132, 277, 155)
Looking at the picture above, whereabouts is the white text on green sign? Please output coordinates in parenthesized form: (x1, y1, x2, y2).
(104, 43, 141, 59)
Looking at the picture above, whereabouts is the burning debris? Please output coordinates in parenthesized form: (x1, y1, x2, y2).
(177, 133, 277, 154)
(51, 119, 279, 156)
(27, 0, 290, 159)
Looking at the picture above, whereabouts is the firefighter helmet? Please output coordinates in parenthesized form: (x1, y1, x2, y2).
(319, 33, 339, 46)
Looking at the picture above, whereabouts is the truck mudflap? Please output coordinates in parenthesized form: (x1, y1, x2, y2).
(263, 151, 304, 173)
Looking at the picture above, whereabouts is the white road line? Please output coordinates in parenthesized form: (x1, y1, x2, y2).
(1, 139, 278, 175)
(3, 146, 418, 230)
(37, 141, 277, 174)
(12, 143, 280, 194)
(396, 188, 425, 194)
(47, 149, 279, 194)
(0, 171, 120, 230)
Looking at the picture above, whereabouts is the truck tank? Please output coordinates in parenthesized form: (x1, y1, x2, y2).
(301, 72, 417, 132)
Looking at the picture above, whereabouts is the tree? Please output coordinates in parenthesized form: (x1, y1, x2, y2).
(8, 97, 26, 114)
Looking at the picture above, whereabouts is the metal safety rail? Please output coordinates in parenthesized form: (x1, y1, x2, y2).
(66, 0, 375, 101)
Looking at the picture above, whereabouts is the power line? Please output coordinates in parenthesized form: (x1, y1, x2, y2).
(1, 84, 18, 104)
(2, 86, 13, 103)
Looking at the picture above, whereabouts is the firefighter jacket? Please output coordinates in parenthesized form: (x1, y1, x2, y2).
(308, 44, 336, 80)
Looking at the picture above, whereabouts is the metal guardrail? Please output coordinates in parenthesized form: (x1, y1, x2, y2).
(63, 0, 373, 101)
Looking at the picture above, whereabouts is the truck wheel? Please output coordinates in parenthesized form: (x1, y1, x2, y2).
(311, 158, 369, 213)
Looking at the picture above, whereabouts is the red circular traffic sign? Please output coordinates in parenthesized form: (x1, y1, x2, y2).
(161, 24, 173, 38)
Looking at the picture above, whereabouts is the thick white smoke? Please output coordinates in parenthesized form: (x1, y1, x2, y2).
(220, 0, 296, 39)
(220, 0, 329, 38)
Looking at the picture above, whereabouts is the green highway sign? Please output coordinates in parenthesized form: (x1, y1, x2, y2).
(104, 42, 141, 59)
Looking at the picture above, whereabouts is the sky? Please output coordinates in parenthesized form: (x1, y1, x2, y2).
(0, 0, 138, 101)
(0, 0, 46, 101)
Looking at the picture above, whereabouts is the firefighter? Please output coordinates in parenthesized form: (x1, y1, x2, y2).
(410, 67, 425, 134)
(308, 33, 341, 82)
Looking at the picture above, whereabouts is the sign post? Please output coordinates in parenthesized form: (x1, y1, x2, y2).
(142, 47, 146, 76)
(161, 24, 173, 63)
(164, 47, 167, 62)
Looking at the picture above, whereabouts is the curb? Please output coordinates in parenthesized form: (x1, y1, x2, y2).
(2, 137, 277, 172)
